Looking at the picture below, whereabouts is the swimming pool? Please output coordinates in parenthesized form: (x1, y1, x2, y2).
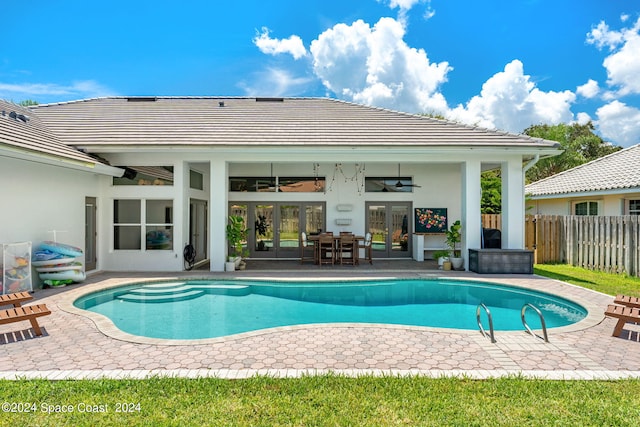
(73, 279, 587, 340)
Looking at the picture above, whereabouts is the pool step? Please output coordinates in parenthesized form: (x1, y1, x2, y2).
(116, 289, 204, 303)
(128, 285, 196, 296)
(117, 283, 251, 303)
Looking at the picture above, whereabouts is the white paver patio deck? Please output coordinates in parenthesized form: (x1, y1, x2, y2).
(1, 266, 639, 380)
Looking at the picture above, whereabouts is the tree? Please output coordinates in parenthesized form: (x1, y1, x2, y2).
(523, 122, 621, 183)
(18, 100, 39, 106)
(480, 122, 621, 213)
(481, 170, 502, 214)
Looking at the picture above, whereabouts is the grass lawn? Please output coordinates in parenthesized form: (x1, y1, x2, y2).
(2, 376, 639, 426)
(2, 264, 639, 426)
(534, 263, 640, 297)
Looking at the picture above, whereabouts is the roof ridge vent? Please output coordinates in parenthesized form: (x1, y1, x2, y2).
(256, 97, 284, 102)
(126, 97, 158, 102)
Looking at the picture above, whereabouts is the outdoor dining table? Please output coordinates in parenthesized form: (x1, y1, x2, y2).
(307, 234, 365, 265)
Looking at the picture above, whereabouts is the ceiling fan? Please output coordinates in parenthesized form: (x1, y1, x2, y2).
(395, 164, 421, 188)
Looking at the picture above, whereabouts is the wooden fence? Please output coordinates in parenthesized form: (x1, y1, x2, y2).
(481, 214, 640, 277)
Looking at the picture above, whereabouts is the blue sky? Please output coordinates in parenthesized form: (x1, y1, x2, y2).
(2, 0, 639, 147)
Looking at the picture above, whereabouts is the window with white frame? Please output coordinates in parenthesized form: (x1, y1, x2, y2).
(574, 201, 598, 216)
(629, 199, 640, 215)
(114, 199, 173, 250)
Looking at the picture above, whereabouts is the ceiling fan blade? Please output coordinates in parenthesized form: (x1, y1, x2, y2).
(395, 180, 421, 188)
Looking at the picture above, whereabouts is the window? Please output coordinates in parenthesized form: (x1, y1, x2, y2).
(190, 170, 204, 190)
(629, 200, 640, 215)
(365, 177, 413, 192)
(113, 166, 174, 186)
(114, 200, 141, 250)
(574, 201, 598, 216)
(279, 177, 325, 192)
(229, 177, 325, 192)
(114, 199, 173, 250)
(230, 177, 276, 192)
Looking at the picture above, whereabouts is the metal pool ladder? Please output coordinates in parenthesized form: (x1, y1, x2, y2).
(476, 303, 496, 343)
(521, 303, 549, 342)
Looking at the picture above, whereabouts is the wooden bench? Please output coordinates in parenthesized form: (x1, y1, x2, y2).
(0, 291, 33, 307)
(614, 295, 640, 309)
(0, 304, 51, 336)
(605, 304, 640, 337)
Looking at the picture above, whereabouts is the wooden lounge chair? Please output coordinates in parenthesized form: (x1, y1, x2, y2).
(614, 294, 640, 309)
(0, 291, 33, 307)
(0, 304, 51, 336)
(605, 304, 640, 337)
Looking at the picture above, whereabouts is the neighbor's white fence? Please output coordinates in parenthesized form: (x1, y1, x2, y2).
(482, 214, 640, 277)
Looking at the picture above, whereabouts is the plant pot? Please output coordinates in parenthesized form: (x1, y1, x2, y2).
(443, 261, 452, 271)
(225, 261, 236, 272)
(450, 257, 464, 270)
(437, 256, 449, 268)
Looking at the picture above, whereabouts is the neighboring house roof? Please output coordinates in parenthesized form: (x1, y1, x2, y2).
(29, 97, 561, 155)
(526, 144, 640, 198)
(0, 99, 123, 176)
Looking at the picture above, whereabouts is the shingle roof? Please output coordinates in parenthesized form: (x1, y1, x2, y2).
(29, 97, 561, 151)
(525, 144, 640, 197)
(0, 99, 110, 165)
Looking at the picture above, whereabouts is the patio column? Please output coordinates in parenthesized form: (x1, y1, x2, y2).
(501, 158, 525, 249)
(461, 160, 482, 270)
(209, 159, 228, 272)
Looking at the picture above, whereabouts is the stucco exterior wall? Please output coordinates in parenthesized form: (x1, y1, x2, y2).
(528, 192, 640, 216)
(0, 156, 102, 287)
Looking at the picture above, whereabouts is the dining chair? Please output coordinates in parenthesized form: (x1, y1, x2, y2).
(300, 232, 315, 264)
(362, 232, 373, 264)
(318, 234, 335, 265)
(339, 234, 357, 265)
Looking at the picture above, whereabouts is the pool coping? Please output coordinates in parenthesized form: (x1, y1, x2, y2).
(58, 274, 605, 346)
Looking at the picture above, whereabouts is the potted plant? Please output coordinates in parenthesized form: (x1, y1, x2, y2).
(445, 220, 464, 270)
(226, 215, 248, 269)
(432, 249, 450, 269)
(254, 215, 269, 251)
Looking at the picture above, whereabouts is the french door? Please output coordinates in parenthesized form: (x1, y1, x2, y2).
(230, 202, 325, 258)
(189, 199, 208, 263)
(84, 197, 97, 271)
(366, 202, 412, 258)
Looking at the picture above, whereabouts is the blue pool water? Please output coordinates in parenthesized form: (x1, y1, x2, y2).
(73, 279, 587, 340)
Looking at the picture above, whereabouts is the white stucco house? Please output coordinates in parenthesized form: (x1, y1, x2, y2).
(526, 144, 640, 216)
(1, 96, 561, 278)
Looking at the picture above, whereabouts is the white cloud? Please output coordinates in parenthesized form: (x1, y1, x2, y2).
(447, 60, 575, 132)
(576, 112, 592, 125)
(587, 17, 640, 97)
(309, 17, 451, 114)
(596, 100, 640, 147)
(239, 67, 312, 97)
(380, 0, 434, 21)
(253, 27, 307, 60)
(576, 79, 599, 98)
(386, 0, 422, 10)
(586, 21, 625, 50)
(0, 80, 113, 101)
